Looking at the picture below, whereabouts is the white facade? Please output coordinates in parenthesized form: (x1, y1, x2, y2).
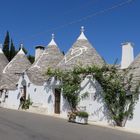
(126, 95, 140, 129)
(0, 73, 109, 125)
(0, 78, 23, 109)
(78, 76, 109, 124)
(1, 69, 140, 130)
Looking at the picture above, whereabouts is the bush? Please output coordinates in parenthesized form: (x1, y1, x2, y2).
(67, 112, 77, 122)
(22, 97, 33, 110)
(76, 111, 89, 118)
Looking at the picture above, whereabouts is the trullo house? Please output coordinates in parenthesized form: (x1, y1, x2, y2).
(0, 28, 139, 130)
(125, 50, 140, 129)
(0, 45, 31, 108)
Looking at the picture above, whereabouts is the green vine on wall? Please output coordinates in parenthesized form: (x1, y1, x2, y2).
(46, 65, 140, 127)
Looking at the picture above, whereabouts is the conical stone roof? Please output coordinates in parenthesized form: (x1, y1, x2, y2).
(3, 46, 31, 74)
(27, 34, 64, 85)
(0, 44, 9, 73)
(58, 27, 104, 70)
(0, 45, 31, 90)
(128, 53, 140, 89)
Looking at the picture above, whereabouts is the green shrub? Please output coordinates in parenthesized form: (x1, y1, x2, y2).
(76, 111, 89, 118)
(22, 97, 33, 110)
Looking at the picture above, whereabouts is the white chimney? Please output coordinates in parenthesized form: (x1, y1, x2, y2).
(35, 45, 45, 61)
(121, 42, 134, 69)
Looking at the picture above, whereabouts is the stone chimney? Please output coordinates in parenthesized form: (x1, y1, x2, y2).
(121, 42, 134, 69)
(35, 45, 45, 61)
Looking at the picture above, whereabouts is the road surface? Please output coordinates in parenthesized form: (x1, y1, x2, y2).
(0, 108, 139, 140)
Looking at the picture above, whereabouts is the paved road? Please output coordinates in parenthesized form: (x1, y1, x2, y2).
(0, 108, 139, 140)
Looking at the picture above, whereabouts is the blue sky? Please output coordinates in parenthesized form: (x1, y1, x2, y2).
(0, 0, 139, 64)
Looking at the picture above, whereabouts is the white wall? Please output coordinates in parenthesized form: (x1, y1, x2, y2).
(1, 77, 24, 109)
(78, 76, 109, 124)
(125, 95, 140, 129)
(3, 90, 20, 109)
(0, 74, 110, 124)
(2, 73, 140, 130)
(24, 74, 55, 114)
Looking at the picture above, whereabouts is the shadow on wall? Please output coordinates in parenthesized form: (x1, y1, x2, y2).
(79, 76, 103, 103)
(44, 77, 60, 93)
(79, 76, 113, 124)
(48, 95, 53, 103)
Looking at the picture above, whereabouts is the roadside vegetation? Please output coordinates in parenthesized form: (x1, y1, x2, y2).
(47, 64, 140, 127)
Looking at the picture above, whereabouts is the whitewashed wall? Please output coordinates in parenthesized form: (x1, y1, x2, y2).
(125, 95, 140, 129)
(78, 76, 109, 124)
(3, 90, 20, 109)
(23, 74, 55, 114)
(1, 77, 24, 109)
(3, 73, 140, 130)
(0, 74, 109, 124)
(60, 92, 71, 118)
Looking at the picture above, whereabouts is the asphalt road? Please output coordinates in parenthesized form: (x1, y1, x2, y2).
(0, 108, 139, 140)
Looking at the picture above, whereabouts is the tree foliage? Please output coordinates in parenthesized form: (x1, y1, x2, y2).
(93, 65, 140, 126)
(47, 65, 140, 127)
(47, 68, 82, 112)
(3, 31, 16, 61)
(3, 31, 10, 61)
(2, 31, 35, 63)
(27, 54, 35, 64)
(9, 39, 16, 60)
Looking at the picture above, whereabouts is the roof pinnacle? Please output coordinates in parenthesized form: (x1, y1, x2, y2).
(20, 43, 24, 49)
(48, 33, 57, 46)
(77, 26, 87, 40)
(81, 26, 85, 33)
(52, 33, 55, 39)
(18, 43, 25, 55)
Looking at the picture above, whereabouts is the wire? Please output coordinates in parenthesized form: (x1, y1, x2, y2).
(62, 0, 98, 16)
(1, 0, 135, 46)
(21, 0, 134, 42)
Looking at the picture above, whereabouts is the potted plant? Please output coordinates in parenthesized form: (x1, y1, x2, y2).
(68, 111, 89, 124)
(22, 96, 33, 110)
(67, 112, 77, 122)
(75, 111, 89, 124)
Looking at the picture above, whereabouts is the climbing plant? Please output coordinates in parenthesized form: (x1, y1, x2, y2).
(46, 65, 140, 127)
(92, 65, 140, 127)
(47, 68, 85, 112)
(22, 96, 33, 110)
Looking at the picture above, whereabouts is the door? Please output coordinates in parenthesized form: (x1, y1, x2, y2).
(54, 89, 61, 114)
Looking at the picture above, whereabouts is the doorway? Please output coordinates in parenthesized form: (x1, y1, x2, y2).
(54, 89, 61, 114)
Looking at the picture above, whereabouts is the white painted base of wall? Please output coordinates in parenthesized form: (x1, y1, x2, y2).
(125, 96, 140, 129)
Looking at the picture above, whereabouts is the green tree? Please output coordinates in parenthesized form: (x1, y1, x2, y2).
(9, 39, 16, 60)
(93, 65, 140, 127)
(3, 31, 10, 61)
(27, 54, 35, 64)
(47, 68, 83, 112)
